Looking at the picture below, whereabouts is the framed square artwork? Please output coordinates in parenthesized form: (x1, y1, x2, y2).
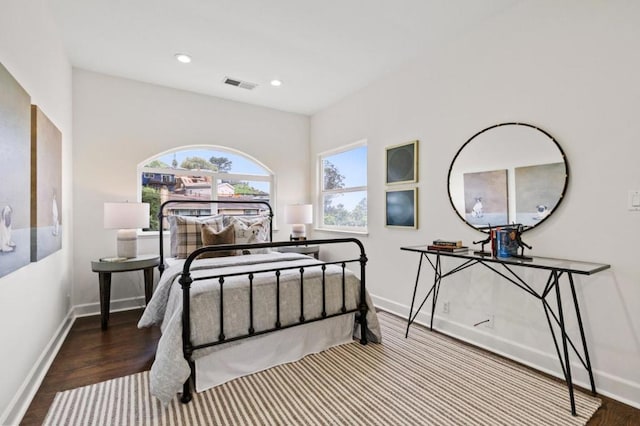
(386, 140, 418, 185)
(385, 188, 417, 228)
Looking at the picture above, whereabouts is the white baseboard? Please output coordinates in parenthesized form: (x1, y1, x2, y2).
(371, 294, 640, 410)
(0, 296, 147, 426)
(0, 308, 75, 426)
(73, 295, 146, 318)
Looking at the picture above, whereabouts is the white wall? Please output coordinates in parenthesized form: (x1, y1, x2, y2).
(311, 0, 640, 407)
(0, 0, 73, 423)
(72, 70, 310, 307)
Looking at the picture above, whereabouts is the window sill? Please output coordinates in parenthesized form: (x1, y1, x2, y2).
(313, 227, 369, 237)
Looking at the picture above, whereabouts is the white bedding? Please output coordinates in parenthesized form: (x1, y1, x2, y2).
(195, 314, 354, 391)
(138, 251, 381, 405)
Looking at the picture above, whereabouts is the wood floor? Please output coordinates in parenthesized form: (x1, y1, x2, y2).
(21, 309, 640, 425)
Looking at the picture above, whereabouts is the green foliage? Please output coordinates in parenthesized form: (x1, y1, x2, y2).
(180, 156, 217, 171)
(351, 197, 368, 226)
(323, 160, 345, 190)
(141, 186, 161, 231)
(145, 160, 170, 168)
(233, 182, 267, 195)
(323, 197, 367, 227)
(322, 161, 365, 227)
(209, 156, 232, 173)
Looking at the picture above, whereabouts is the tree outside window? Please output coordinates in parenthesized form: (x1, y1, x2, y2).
(319, 143, 367, 232)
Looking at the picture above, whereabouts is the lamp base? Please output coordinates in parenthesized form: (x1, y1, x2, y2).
(116, 229, 138, 259)
(290, 224, 306, 241)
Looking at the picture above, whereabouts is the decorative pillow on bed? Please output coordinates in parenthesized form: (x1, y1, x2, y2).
(229, 216, 271, 254)
(168, 214, 224, 258)
(199, 223, 236, 258)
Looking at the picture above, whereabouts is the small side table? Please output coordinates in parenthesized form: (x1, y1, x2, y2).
(277, 245, 320, 259)
(91, 254, 160, 330)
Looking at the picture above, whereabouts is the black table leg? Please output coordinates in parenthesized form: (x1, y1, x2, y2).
(144, 267, 154, 304)
(429, 254, 442, 330)
(555, 271, 577, 416)
(406, 253, 424, 338)
(568, 273, 596, 394)
(98, 272, 112, 330)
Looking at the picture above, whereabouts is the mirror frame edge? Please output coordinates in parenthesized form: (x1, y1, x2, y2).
(446, 122, 570, 234)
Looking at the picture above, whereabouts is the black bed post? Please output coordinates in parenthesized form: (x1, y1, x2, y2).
(158, 207, 165, 276)
(358, 243, 369, 345)
(179, 270, 194, 403)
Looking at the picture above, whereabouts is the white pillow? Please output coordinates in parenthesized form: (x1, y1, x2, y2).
(229, 216, 271, 254)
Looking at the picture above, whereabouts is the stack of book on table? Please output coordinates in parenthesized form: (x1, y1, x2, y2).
(427, 239, 469, 252)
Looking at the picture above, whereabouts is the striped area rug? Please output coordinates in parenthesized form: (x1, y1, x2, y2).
(44, 312, 601, 425)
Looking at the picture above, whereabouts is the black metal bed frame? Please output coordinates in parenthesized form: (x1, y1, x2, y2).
(158, 200, 369, 403)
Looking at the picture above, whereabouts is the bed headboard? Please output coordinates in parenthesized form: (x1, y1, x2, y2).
(158, 199, 274, 275)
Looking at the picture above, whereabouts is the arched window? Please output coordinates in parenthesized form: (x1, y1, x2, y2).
(138, 145, 275, 231)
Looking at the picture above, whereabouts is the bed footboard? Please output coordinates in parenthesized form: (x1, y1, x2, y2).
(178, 238, 369, 403)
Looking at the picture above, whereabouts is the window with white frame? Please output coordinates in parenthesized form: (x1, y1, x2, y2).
(138, 146, 274, 231)
(318, 142, 367, 232)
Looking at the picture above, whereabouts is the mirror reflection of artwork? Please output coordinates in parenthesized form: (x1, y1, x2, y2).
(31, 105, 63, 261)
(463, 169, 508, 227)
(386, 140, 418, 185)
(0, 62, 31, 278)
(515, 162, 566, 226)
(448, 123, 568, 233)
(385, 188, 417, 228)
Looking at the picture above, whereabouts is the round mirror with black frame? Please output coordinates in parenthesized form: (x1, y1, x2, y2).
(447, 122, 569, 233)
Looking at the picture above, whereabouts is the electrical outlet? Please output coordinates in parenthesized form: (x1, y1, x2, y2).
(629, 190, 640, 211)
(442, 301, 450, 314)
(484, 314, 495, 329)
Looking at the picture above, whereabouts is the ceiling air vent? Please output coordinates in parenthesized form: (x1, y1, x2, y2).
(223, 76, 258, 90)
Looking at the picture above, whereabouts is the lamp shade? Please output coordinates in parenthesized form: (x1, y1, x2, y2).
(104, 202, 150, 258)
(284, 204, 312, 225)
(104, 202, 150, 229)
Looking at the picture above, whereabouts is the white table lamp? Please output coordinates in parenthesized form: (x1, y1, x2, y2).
(104, 202, 150, 258)
(285, 204, 313, 241)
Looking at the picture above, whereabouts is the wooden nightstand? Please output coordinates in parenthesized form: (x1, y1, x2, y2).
(277, 245, 320, 259)
(91, 254, 160, 330)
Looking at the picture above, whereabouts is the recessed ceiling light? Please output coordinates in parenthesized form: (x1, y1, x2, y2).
(175, 53, 192, 64)
(270, 79, 282, 87)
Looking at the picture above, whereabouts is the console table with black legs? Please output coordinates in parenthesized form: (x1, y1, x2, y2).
(400, 245, 610, 417)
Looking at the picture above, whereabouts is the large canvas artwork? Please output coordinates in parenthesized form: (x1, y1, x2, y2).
(31, 105, 63, 261)
(0, 63, 31, 278)
(515, 162, 566, 226)
(463, 169, 508, 227)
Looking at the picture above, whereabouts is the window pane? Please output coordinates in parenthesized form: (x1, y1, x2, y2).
(148, 149, 268, 175)
(140, 146, 275, 232)
(322, 191, 367, 228)
(322, 146, 367, 190)
(216, 178, 271, 215)
(141, 172, 214, 231)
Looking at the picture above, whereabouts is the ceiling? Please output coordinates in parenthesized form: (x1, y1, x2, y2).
(49, 0, 519, 115)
